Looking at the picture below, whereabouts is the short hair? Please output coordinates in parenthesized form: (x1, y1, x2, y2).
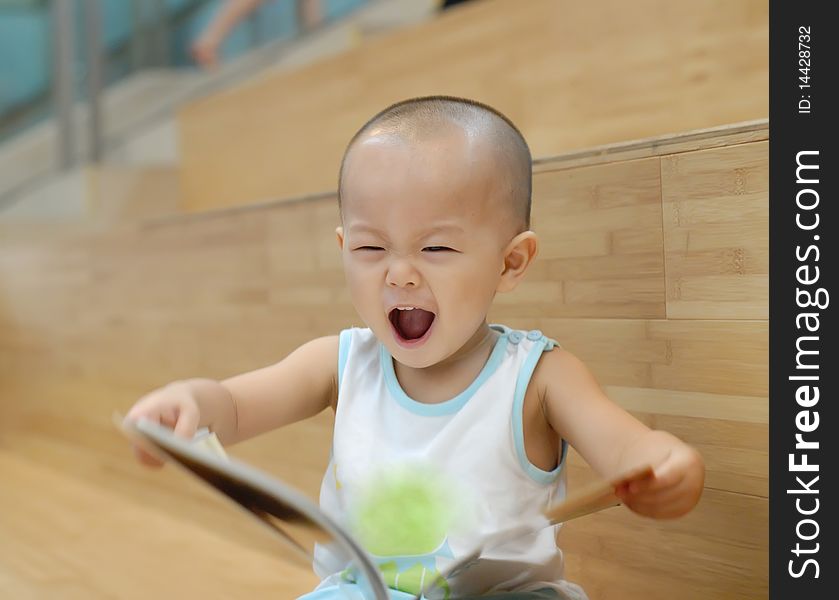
(338, 95, 532, 231)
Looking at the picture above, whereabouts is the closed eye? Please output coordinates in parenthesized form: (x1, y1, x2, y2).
(423, 246, 456, 252)
(354, 246, 384, 251)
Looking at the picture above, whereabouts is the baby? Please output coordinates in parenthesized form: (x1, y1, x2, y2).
(126, 96, 705, 599)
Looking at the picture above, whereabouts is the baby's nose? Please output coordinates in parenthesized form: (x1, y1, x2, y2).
(385, 258, 420, 288)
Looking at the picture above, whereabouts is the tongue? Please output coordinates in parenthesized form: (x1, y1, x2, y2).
(396, 309, 435, 340)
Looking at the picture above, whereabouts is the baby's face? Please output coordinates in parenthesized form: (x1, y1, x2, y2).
(338, 128, 516, 368)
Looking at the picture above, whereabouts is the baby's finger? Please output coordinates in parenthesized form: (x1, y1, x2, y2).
(124, 409, 166, 467)
(623, 487, 695, 519)
(629, 463, 683, 494)
(133, 444, 165, 468)
(653, 459, 684, 487)
(613, 464, 654, 494)
(623, 481, 685, 506)
(627, 476, 656, 494)
(159, 404, 180, 430)
(125, 400, 156, 423)
(173, 403, 200, 439)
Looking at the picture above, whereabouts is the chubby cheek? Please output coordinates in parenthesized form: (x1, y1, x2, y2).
(438, 263, 498, 323)
(344, 266, 385, 325)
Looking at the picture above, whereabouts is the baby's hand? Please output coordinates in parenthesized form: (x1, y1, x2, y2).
(614, 436, 705, 519)
(125, 381, 202, 468)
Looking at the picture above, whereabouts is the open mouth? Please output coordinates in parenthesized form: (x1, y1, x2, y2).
(388, 307, 436, 345)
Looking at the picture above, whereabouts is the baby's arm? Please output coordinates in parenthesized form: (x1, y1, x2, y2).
(126, 335, 338, 466)
(536, 349, 705, 519)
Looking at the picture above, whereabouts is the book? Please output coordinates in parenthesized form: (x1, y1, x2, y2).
(118, 416, 391, 600)
(117, 415, 652, 600)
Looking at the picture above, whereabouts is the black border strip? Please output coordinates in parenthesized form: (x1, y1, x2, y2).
(770, 2, 836, 597)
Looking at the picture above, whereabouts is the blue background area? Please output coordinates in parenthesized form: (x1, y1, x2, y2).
(0, 0, 365, 127)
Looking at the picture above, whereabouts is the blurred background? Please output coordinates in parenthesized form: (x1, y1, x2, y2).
(0, 1, 768, 598)
(0, 0, 435, 217)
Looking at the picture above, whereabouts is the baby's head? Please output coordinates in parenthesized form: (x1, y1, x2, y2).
(336, 96, 538, 368)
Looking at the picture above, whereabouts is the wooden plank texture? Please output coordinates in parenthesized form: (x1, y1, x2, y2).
(178, 0, 768, 210)
(498, 158, 665, 319)
(662, 142, 769, 319)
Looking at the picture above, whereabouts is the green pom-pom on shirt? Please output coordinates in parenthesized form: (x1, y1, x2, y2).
(350, 464, 456, 556)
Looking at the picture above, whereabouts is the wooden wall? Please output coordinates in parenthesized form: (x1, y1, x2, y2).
(86, 166, 182, 222)
(0, 122, 768, 598)
(177, 0, 768, 211)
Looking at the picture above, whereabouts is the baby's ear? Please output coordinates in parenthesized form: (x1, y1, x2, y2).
(335, 226, 344, 250)
(497, 231, 538, 293)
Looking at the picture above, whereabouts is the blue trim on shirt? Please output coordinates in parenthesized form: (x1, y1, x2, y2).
(512, 333, 563, 484)
(338, 328, 353, 393)
(380, 324, 510, 416)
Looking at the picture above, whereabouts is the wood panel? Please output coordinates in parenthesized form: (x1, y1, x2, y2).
(498, 158, 665, 319)
(178, 0, 768, 210)
(561, 462, 768, 600)
(0, 128, 768, 598)
(86, 166, 182, 222)
(662, 142, 769, 319)
(500, 317, 768, 398)
(531, 120, 767, 174)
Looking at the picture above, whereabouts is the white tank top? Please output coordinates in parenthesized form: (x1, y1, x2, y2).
(311, 324, 587, 599)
